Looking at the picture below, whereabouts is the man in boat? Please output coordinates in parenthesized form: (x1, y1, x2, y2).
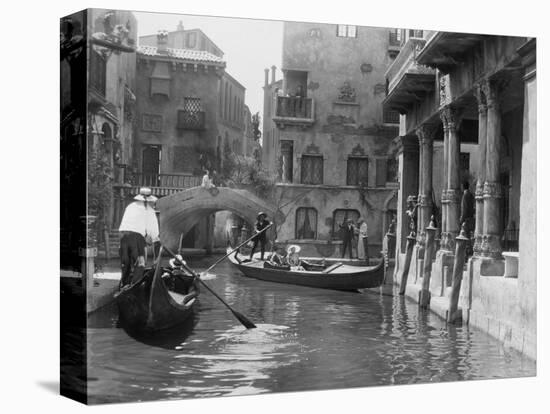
(266, 244, 288, 268)
(249, 212, 271, 260)
(118, 187, 160, 287)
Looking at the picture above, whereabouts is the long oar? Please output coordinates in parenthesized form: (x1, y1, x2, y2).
(163, 245, 257, 329)
(204, 222, 273, 274)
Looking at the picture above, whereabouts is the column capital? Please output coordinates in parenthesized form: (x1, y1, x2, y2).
(475, 181, 484, 199)
(439, 105, 463, 132)
(480, 77, 509, 110)
(446, 188, 462, 204)
(483, 181, 503, 198)
(416, 123, 439, 146)
(473, 82, 487, 114)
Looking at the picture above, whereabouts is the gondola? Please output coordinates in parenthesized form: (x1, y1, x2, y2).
(227, 247, 385, 291)
(114, 264, 199, 333)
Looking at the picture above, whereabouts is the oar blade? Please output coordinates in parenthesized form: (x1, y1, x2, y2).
(232, 310, 257, 329)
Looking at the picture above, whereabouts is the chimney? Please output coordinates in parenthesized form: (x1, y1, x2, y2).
(271, 65, 276, 84)
(264, 68, 269, 87)
(157, 30, 169, 54)
(177, 21, 184, 31)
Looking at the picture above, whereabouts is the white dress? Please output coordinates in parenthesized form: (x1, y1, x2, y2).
(357, 222, 368, 260)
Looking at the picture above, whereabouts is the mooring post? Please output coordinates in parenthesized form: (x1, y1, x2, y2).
(448, 223, 469, 323)
(399, 231, 416, 295)
(419, 216, 437, 308)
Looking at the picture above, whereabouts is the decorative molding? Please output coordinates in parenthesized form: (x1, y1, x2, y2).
(141, 114, 162, 132)
(418, 193, 433, 207)
(439, 105, 463, 132)
(416, 123, 438, 145)
(304, 142, 320, 154)
(475, 181, 484, 199)
(439, 73, 451, 107)
(473, 82, 487, 114)
(351, 143, 365, 156)
(483, 181, 503, 198)
(480, 234, 503, 259)
(446, 188, 461, 204)
(337, 81, 356, 102)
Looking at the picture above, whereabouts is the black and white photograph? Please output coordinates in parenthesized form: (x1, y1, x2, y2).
(58, 4, 538, 405)
(4, 0, 548, 412)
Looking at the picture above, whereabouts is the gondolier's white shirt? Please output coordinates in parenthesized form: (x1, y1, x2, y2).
(119, 201, 160, 242)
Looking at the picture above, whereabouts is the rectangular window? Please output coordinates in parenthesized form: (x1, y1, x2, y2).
(296, 207, 317, 239)
(386, 158, 398, 183)
(347, 157, 368, 186)
(280, 140, 294, 183)
(301, 155, 323, 185)
(337, 25, 357, 38)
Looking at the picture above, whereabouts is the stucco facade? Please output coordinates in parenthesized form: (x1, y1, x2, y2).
(262, 22, 400, 256)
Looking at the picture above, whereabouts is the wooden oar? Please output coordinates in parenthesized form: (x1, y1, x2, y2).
(163, 245, 257, 329)
(203, 222, 273, 274)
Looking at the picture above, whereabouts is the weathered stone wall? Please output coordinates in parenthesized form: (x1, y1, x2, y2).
(135, 60, 222, 174)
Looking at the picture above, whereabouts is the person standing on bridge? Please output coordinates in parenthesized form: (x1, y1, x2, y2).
(118, 187, 159, 288)
(250, 212, 271, 261)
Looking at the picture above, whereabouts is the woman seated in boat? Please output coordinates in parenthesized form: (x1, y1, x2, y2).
(287, 245, 305, 271)
(264, 245, 290, 270)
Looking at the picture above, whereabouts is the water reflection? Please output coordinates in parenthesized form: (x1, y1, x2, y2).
(84, 257, 535, 404)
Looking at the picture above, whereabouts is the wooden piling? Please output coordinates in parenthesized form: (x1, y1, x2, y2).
(399, 231, 416, 295)
(419, 216, 437, 308)
(448, 224, 469, 323)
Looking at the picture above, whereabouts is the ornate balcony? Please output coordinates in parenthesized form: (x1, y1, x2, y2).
(177, 110, 205, 130)
(273, 96, 315, 129)
(382, 37, 436, 115)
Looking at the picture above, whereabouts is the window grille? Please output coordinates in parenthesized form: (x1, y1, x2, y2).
(301, 155, 323, 184)
(347, 157, 368, 186)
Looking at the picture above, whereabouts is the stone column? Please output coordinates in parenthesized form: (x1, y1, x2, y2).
(395, 135, 419, 253)
(416, 124, 437, 249)
(481, 78, 504, 259)
(440, 115, 449, 249)
(440, 105, 462, 252)
(473, 83, 487, 256)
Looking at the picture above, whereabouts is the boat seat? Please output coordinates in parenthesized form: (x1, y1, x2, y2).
(322, 262, 344, 274)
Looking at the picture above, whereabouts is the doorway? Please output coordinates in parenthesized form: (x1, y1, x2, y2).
(141, 145, 161, 187)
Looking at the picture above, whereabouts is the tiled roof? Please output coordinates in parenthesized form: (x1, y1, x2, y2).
(137, 45, 224, 65)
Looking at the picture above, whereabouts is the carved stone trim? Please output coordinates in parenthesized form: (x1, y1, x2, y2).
(446, 188, 461, 204)
(304, 143, 320, 154)
(439, 105, 463, 132)
(473, 82, 487, 114)
(475, 181, 484, 199)
(483, 181, 503, 198)
(416, 123, 438, 146)
(350, 143, 365, 156)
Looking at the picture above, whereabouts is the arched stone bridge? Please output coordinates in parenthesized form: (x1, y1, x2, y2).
(157, 186, 276, 251)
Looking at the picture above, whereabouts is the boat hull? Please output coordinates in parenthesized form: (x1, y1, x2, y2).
(228, 251, 385, 291)
(115, 268, 198, 333)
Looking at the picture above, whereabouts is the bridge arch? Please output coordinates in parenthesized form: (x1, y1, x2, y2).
(157, 186, 276, 251)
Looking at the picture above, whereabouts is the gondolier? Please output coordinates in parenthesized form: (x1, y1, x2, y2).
(249, 212, 271, 261)
(118, 187, 159, 287)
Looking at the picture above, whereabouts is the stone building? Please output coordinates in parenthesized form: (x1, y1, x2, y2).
(133, 27, 248, 250)
(384, 30, 536, 358)
(262, 22, 401, 257)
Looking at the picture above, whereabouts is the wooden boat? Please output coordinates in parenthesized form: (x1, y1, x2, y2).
(115, 266, 199, 333)
(227, 248, 385, 291)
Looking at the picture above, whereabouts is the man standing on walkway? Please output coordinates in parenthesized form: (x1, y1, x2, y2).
(249, 212, 271, 261)
(118, 187, 159, 287)
(340, 219, 356, 259)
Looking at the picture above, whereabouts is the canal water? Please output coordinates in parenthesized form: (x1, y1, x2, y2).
(84, 256, 535, 404)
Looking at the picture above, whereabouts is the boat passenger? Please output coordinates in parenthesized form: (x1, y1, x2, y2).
(266, 244, 288, 267)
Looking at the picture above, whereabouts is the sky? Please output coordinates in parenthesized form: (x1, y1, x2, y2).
(134, 11, 284, 122)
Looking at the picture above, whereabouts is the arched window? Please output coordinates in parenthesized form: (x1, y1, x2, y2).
(332, 209, 361, 239)
(295, 207, 317, 239)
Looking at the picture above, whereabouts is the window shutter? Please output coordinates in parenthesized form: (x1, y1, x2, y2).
(376, 159, 387, 187)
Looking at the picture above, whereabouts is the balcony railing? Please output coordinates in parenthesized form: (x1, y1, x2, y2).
(177, 110, 205, 130)
(273, 96, 315, 128)
(131, 172, 202, 189)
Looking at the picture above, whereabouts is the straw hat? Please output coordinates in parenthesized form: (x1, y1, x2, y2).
(287, 244, 301, 254)
(257, 211, 267, 219)
(134, 187, 158, 202)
